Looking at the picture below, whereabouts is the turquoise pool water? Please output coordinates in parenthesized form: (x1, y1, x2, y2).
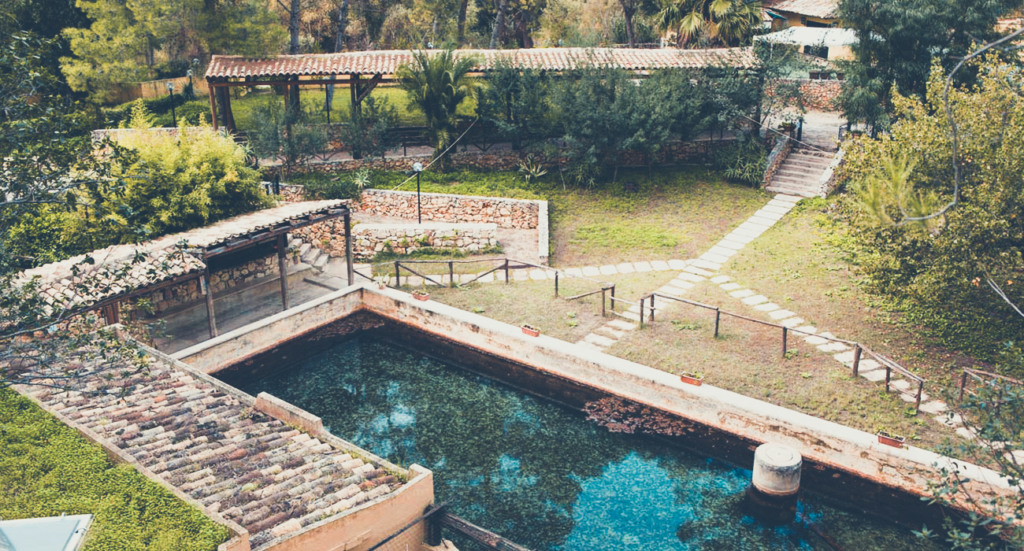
(240, 335, 944, 551)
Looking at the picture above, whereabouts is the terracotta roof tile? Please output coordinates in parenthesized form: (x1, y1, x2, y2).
(206, 47, 760, 79)
(21, 354, 404, 549)
(20, 200, 345, 312)
(770, 0, 838, 19)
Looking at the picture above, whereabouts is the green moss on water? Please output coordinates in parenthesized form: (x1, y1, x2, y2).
(240, 337, 946, 551)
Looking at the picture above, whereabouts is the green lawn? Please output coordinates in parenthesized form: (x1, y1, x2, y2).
(427, 271, 678, 343)
(368, 167, 770, 267)
(0, 389, 230, 551)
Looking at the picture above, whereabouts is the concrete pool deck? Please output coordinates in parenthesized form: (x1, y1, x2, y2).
(175, 282, 1019, 524)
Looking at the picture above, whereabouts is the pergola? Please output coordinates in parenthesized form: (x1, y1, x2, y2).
(24, 201, 353, 341)
(203, 47, 760, 132)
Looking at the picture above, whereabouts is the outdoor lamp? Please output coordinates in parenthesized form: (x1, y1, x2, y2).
(414, 162, 424, 224)
(166, 81, 177, 127)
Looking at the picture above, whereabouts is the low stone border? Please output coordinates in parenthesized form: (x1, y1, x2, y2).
(295, 221, 498, 260)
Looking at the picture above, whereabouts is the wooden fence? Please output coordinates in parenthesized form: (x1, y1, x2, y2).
(110, 76, 209, 104)
(637, 291, 928, 413)
(959, 368, 1024, 405)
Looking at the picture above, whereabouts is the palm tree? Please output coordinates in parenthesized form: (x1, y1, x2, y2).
(656, 0, 762, 47)
(396, 49, 481, 172)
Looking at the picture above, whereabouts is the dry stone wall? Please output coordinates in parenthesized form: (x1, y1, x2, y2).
(142, 254, 279, 313)
(358, 189, 538, 229)
(295, 221, 498, 260)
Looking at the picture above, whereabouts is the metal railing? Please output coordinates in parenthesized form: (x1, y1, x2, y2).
(638, 291, 928, 413)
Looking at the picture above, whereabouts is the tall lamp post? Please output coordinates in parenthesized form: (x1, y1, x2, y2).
(166, 81, 177, 127)
(413, 162, 424, 224)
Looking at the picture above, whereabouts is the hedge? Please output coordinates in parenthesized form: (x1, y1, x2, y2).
(0, 389, 230, 551)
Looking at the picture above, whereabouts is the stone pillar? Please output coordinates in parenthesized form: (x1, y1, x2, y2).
(745, 442, 801, 524)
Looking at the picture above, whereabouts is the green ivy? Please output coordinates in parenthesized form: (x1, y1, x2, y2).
(0, 389, 230, 551)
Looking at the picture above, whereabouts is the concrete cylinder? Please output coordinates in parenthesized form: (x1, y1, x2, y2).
(752, 443, 802, 497)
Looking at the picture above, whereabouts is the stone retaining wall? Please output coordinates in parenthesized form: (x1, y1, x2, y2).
(294, 221, 498, 260)
(359, 189, 539, 229)
(140, 254, 279, 314)
(763, 135, 795, 187)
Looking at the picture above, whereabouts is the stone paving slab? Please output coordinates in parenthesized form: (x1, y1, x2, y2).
(584, 333, 616, 347)
(596, 326, 626, 339)
(779, 317, 805, 328)
(762, 204, 793, 215)
(860, 369, 887, 382)
(731, 227, 765, 239)
(619, 311, 641, 321)
(684, 266, 715, 277)
(794, 325, 818, 335)
(700, 252, 730, 264)
(722, 233, 756, 245)
(753, 302, 779, 311)
(668, 259, 687, 270)
(747, 216, 779, 227)
(741, 295, 769, 305)
(678, 273, 705, 283)
(919, 401, 948, 414)
(514, 270, 530, 281)
(690, 259, 721, 271)
(818, 342, 850, 353)
(769, 309, 797, 320)
(707, 246, 738, 258)
(720, 282, 741, 291)
(774, 194, 802, 203)
(617, 263, 636, 274)
(600, 265, 618, 275)
(738, 221, 771, 232)
(658, 286, 684, 296)
(754, 210, 786, 221)
(576, 341, 605, 353)
(804, 335, 829, 345)
(716, 240, 746, 251)
(633, 261, 653, 272)
(607, 320, 636, 331)
(671, 280, 695, 289)
(731, 289, 755, 298)
(651, 260, 670, 271)
(530, 269, 548, 280)
(582, 266, 600, 277)
(565, 267, 583, 277)
(710, 275, 731, 284)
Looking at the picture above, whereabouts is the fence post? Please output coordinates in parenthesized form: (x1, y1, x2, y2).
(650, 294, 656, 322)
(781, 327, 788, 358)
(449, 261, 455, 288)
(959, 370, 967, 402)
(885, 367, 891, 392)
(610, 285, 616, 311)
(639, 297, 645, 328)
(394, 261, 400, 287)
(915, 381, 923, 414)
(714, 309, 720, 338)
(601, 288, 607, 317)
(504, 259, 510, 285)
(852, 345, 862, 377)
(554, 272, 559, 298)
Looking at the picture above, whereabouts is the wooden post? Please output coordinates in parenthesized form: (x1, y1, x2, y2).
(852, 345, 862, 376)
(101, 302, 120, 326)
(277, 234, 289, 311)
(202, 269, 218, 338)
(915, 381, 923, 413)
(639, 296, 645, 327)
(610, 284, 615, 311)
(959, 370, 968, 402)
(449, 261, 455, 288)
(504, 259, 509, 284)
(554, 271, 559, 297)
(649, 294, 655, 322)
(601, 288, 606, 317)
(714, 309, 720, 338)
(885, 367, 891, 392)
(344, 213, 354, 284)
(394, 261, 400, 287)
(781, 326, 788, 358)
(208, 82, 219, 131)
(224, 85, 236, 132)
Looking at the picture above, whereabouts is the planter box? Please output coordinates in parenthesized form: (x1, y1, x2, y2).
(680, 373, 704, 386)
(412, 291, 430, 302)
(877, 431, 906, 449)
(522, 325, 541, 337)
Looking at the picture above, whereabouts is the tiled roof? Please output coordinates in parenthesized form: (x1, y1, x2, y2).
(22, 355, 402, 549)
(205, 47, 760, 79)
(21, 200, 345, 313)
(770, 0, 838, 19)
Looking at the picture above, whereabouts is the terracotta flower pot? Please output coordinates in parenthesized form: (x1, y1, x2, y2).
(412, 291, 430, 301)
(522, 325, 541, 337)
(680, 372, 704, 386)
(877, 431, 906, 449)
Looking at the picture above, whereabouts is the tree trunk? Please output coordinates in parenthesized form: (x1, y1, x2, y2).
(620, 1, 636, 47)
(325, 0, 349, 113)
(457, 0, 469, 44)
(289, 0, 300, 54)
(490, 0, 509, 49)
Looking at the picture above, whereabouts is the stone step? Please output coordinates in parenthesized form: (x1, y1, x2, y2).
(765, 185, 818, 198)
(297, 243, 311, 258)
(313, 254, 330, 271)
(785, 155, 832, 168)
(773, 174, 818, 186)
(302, 247, 322, 264)
(777, 167, 823, 179)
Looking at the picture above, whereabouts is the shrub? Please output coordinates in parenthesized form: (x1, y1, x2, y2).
(291, 172, 362, 200)
(0, 389, 230, 551)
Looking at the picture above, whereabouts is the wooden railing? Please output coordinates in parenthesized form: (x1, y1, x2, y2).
(639, 291, 928, 413)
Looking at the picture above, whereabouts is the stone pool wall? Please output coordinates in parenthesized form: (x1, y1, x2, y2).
(292, 221, 498, 260)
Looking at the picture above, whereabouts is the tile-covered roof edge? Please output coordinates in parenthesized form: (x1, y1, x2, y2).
(206, 47, 759, 79)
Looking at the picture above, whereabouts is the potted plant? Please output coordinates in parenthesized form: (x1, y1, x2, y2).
(412, 289, 430, 301)
(876, 428, 906, 449)
(522, 324, 541, 337)
(373, 275, 388, 290)
(290, 247, 301, 265)
(779, 116, 797, 132)
(680, 371, 704, 386)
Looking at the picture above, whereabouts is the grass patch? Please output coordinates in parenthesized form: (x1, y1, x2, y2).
(426, 271, 678, 343)
(605, 282, 955, 450)
(0, 389, 230, 551)
(367, 166, 768, 267)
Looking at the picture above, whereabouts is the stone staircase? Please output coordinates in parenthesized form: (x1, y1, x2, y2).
(766, 146, 834, 198)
